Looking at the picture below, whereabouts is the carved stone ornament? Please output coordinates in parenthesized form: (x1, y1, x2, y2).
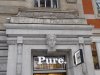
(46, 34, 56, 48)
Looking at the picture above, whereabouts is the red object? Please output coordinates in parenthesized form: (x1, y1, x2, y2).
(82, 0, 94, 14)
(87, 19, 100, 28)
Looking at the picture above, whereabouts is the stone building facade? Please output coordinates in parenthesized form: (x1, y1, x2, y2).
(0, 0, 100, 75)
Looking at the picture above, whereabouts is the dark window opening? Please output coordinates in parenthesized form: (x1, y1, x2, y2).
(53, 0, 57, 8)
(34, 0, 38, 7)
(46, 0, 51, 7)
(91, 42, 100, 69)
(96, 0, 100, 13)
(40, 0, 45, 7)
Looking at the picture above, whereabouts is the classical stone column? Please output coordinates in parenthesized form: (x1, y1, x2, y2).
(7, 45, 17, 75)
(16, 36, 23, 75)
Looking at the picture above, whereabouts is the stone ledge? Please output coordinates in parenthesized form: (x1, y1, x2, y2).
(7, 37, 92, 45)
(9, 17, 87, 24)
(5, 24, 93, 30)
(17, 10, 79, 18)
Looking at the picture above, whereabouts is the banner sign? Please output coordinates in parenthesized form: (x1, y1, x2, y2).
(36, 56, 67, 64)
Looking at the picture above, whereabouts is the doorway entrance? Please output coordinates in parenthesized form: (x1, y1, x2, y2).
(32, 50, 68, 75)
(34, 73, 66, 75)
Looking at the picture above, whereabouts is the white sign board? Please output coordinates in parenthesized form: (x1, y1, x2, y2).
(37, 56, 67, 64)
(74, 49, 84, 65)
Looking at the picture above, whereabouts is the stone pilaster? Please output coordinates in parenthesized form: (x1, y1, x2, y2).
(78, 37, 88, 75)
(16, 36, 23, 75)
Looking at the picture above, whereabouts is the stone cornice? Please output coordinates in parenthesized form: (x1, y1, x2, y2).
(8, 17, 87, 24)
(7, 37, 92, 45)
(5, 24, 93, 30)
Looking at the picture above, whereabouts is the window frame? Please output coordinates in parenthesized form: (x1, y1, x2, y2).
(32, 55, 68, 75)
(33, 56, 66, 71)
(32, 56, 67, 74)
(91, 42, 100, 69)
(92, 0, 100, 18)
(34, 0, 59, 8)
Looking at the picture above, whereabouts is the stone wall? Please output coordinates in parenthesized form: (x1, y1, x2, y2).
(0, 31, 7, 75)
(0, 0, 82, 75)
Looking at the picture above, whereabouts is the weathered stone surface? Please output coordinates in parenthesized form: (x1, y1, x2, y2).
(0, 6, 18, 14)
(0, 50, 8, 56)
(0, 62, 7, 71)
(0, 0, 24, 1)
(67, 0, 77, 3)
(17, 11, 79, 18)
(10, 17, 87, 24)
(0, 72, 6, 75)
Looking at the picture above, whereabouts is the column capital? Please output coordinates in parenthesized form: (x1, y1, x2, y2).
(78, 37, 84, 44)
(17, 36, 23, 44)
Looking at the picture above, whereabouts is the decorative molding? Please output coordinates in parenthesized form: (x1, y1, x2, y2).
(66, 0, 77, 3)
(17, 11, 79, 18)
(5, 24, 93, 30)
(17, 36, 23, 44)
(46, 34, 56, 52)
(7, 37, 92, 45)
(46, 34, 56, 48)
(79, 37, 84, 44)
(9, 17, 87, 24)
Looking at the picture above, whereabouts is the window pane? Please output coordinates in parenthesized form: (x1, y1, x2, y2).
(34, 0, 38, 7)
(53, 0, 57, 8)
(46, 0, 51, 7)
(91, 42, 100, 69)
(96, 0, 100, 9)
(40, 0, 45, 7)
